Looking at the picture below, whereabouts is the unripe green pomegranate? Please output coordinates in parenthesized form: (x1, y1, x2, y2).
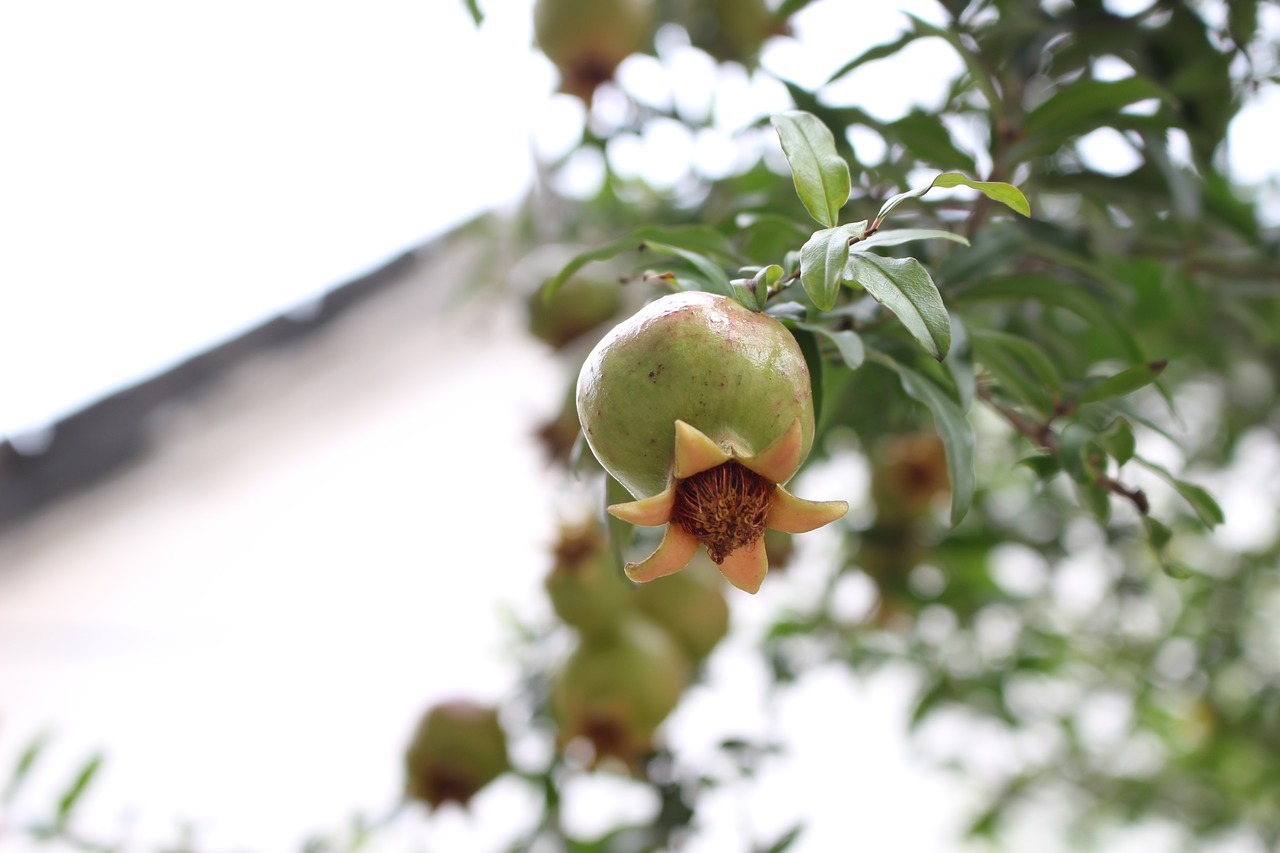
(629, 553, 730, 662)
(544, 522, 632, 636)
(534, 0, 655, 105)
(552, 616, 690, 767)
(576, 291, 847, 593)
(675, 0, 789, 66)
(527, 275, 622, 351)
(403, 700, 510, 809)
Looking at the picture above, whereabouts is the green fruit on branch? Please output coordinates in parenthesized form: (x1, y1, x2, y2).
(630, 553, 730, 662)
(527, 275, 622, 351)
(544, 521, 632, 636)
(576, 291, 848, 594)
(534, 0, 655, 105)
(674, 0, 789, 66)
(552, 616, 690, 768)
(404, 700, 510, 809)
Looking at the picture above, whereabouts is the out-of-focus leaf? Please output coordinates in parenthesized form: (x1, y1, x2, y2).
(947, 315, 976, 412)
(1100, 418, 1137, 466)
(544, 226, 740, 300)
(605, 475, 635, 577)
(888, 110, 977, 172)
(970, 329, 1064, 415)
(644, 241, 731, 294)
(1134, 456, 1224, 528)
(796, 322, 865, 371)
(800, 224, 864, 311)
(461, 0, 483, 25)
(761, 823, 806, 853)
(1021, 77, 1169, 139)
(771, 111, 852, 227)
(4, 731, 50, 806)
(826, 30, 920, 84)
(790, 326, 825, 425)
(56, 753, 103, 827)
(1074, 479, 1112, 524)
(847, 254, 951, 360)
(955, 274, 1145, 363)
(875, 354, 975, 524)
(856, 229, 970, 250)
(1019, 454, 1062, 479)
(1058, 421, 1105, 484)
(1143, 515, 1173, 551)
(1076, 360, 1169, 405)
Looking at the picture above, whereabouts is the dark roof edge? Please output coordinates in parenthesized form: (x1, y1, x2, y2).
(0, 243, 431, 531)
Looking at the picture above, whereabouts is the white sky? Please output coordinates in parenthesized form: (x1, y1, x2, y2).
(2, 0, 1277, 441)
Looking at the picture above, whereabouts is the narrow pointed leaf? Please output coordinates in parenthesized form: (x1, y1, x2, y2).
(970, 329, 1064, 414)
(461, 0, 483, 25)
(1134, 456, 1224, 528)
(847, 253, 951, 360)
(643, 241, 731, 294)
(1021, 77, 1168, 137)
(875, 173, 1030, 226)
(56, 754, 103, 826)
(800, 224, 863, 312)
(544, 226, 740, 300)
(1100, 418, 1136, 466)
(796, 322, 864, 370)
(771, 111, 852, 227)
(856, 229, 970, 250)
(1076, 360, 1168, 405)
(876, 355, 975, 525)
(4, 731, 50, 806)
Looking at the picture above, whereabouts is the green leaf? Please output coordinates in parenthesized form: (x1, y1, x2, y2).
(888, 110, 977, 172)
(790, 327, 824, 425)
(946, 314, 976, 412)
(1143, 515, 1173, 551)
(730, 264, 784, 312)
(955, 274, 1145, 363)
(825, 30, 920, 85)
(56, 753, 103, 827)
(846, 254, 951, 360)
(855, 229, 970, 250)
(4, 731, 50, 806)
(969, 329, 1064, 414)
(874, 173, 1030, 228)
(544, 226, 740, 300)
(1133, 456, 1224, 528)
(1020, 77, 1168, 138)
(1100, 418, 1136, 466)
(461, 0, 483, 26)
(800, 224, 864, 312)
(1058, 421, 1102, 484)
(796, 322, 865, 371)
(1019, 454, 1062, 479)
(874, 354, 975, 525)
(1076, 360, 1168, 405)
(762, 823, 806, 853)
(771, 111, 852, 227)
(643, 241, 731, 294)
(1074, 479, 1112, 524)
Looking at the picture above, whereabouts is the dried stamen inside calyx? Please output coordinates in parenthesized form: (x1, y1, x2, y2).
(671, 460, 774, 563)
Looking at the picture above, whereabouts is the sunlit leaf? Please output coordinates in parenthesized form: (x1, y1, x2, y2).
(874, 172, 1030, 226)
(771, 111, 852, 227)
(846, 254, 951, 360)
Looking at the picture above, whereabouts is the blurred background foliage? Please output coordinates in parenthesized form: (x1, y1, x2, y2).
(6, 0, 1280, 851)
